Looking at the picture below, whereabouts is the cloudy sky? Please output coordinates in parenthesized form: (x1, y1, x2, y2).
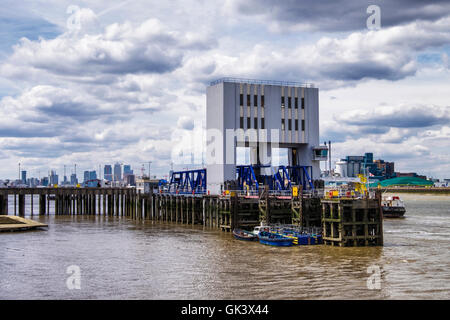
(0, 0, 449, 180)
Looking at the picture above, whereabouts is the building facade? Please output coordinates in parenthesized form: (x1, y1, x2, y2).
(113, 163, 122, 182)
(335, 153, 395, 180)
(206, 78, 323, 194)
(104, 165, 113, 181)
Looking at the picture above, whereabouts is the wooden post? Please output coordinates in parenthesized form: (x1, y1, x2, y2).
(0, 193, 6, 215)
(39, 194, 46, 215)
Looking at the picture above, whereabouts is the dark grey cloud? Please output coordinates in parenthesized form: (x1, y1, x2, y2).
(0, 125, 59, 138)
(321, 61, 415, 81)
(235, 0, 450, 32)
(341, 105, 450, 128)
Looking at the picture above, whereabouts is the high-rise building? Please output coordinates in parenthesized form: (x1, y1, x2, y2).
(41, 177, 49, 187)
(126, 174, 136, 186)
(21, 170, 27, 184)
(104, 165, 113, 181)
(70, 173, 78, 185)
(84, 171, 90, 183)
(123, 164, 133, 181)
(49, 170, 59, 186)
(114, 163, 122, 181)
(123, 165, 132, 175)
(89, 171, 97, 180)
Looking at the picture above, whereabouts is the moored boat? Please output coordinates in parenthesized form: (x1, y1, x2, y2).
(233, 228, 258, 241)
(258, 231, 294, 247)
(382, 195, 406, 218)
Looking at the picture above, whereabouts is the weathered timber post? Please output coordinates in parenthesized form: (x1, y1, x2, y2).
(137, 190, 142, 220)
(0, 193, 6, 215)
(39, 194, 46, 215)
(30, 192, 34, 215)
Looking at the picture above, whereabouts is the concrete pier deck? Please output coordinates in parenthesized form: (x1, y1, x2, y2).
(0, 216, 48, 232)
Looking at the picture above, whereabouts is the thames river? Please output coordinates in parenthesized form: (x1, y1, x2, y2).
(0, 193, 449, 299)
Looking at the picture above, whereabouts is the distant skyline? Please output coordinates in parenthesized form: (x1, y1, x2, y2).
(0, 1, 449, 179)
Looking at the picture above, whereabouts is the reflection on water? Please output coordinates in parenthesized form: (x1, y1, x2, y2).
(0, 193, 449, 299)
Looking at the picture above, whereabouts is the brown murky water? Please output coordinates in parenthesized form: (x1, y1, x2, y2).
(0, 193, 449, 299)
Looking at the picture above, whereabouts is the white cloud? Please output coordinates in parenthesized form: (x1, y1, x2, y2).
(1, 2, 450, 179)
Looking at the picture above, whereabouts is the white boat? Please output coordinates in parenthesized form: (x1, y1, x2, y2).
(382, 195, 406, 218)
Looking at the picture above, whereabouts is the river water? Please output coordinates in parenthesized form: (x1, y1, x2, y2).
(0, 193, 449, 299)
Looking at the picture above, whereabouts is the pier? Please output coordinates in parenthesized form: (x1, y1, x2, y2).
(0, 187, 383, 246)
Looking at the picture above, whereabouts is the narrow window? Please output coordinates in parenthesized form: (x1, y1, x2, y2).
(240, 94, 243, 106)
(281, 96, 285, 106)
(261, 95, 265, 107)
(254, 95, 257, 107)
(240, 117, 244, 129)
(288, 97, 291, 108)
(247, 117, 251, 129)
(288, 119, 292, 131)
(295, 97, 298, 109)
(254, 118, 258, 129)
(295, 119, 299, 131)
(281, 119, 285, 131)
(301, 97, 305, 109)
(261, 118, 265, 129)
(247, 94, 251, 106)
(302, 119, 305, 131)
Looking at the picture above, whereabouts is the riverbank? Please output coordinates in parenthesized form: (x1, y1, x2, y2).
(381, 187, 450, 195)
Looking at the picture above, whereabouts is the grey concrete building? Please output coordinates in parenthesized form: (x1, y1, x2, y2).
(206, 78, 326, 194)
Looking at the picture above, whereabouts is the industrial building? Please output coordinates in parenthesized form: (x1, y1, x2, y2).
(335, 153, 395, 180)
(206, 78, 327, 194)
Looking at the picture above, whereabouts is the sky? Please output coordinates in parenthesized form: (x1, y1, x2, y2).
(0, 0, 449, 180)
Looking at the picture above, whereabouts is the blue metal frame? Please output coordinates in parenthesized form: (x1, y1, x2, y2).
(287, 166, 314, 190)
(236, 165, 261, 191)
(273, 166, 292, 190)
(168, 169, 207, 194)
(235, 165, 315, 191)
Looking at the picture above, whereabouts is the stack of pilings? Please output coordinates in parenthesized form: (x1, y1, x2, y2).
(321, 191, 384, 247)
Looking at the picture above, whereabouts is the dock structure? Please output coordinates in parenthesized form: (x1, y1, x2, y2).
(0, 187, 383, 246)
(0, 216, 48, 232)
(321, 191, 384, 247)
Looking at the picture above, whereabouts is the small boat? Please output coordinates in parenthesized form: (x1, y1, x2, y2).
(251, 225, 271, 236)
(258, 231, 294, 247)
(233, 229, 258, 241)
(382, 195, 406, 218)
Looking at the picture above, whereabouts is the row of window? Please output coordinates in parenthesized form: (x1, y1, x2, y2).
(240, 117, 265, 129)
(240, 94, 305, 109)
(281, 96, 305, 109)
(281, 119, 305, 131)
(240, 94, 265, 107)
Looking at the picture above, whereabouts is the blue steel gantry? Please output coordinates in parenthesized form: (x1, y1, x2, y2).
(168, 169, 207, 194)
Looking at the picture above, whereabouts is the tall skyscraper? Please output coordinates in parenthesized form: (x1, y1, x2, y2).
(21, 170, 27, 184)
(70, 173, 78, 185)
(84, 171, 90, 183)
(41, 177, 49, 187)
(123, 165, 132, 175)
(104, 165, 113, 181)
(89, 171, 97, 180)
(50, 170, 59, 186)
(113, 163, 122, 181)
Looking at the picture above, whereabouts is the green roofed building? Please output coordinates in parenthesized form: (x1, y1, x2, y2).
(369, 177, 434, 188)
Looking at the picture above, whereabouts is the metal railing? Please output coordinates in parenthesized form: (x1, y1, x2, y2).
(210, 77, 315, 88)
